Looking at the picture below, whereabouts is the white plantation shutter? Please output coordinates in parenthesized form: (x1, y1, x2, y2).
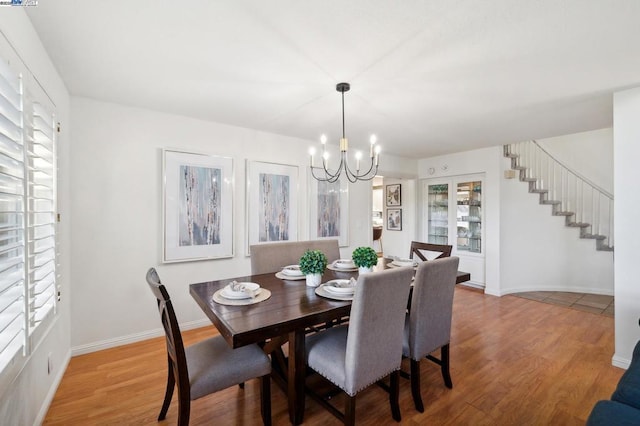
(0, 59, 25, 371)
(0, 52, 58, 374)
(26, 100, 56, 332)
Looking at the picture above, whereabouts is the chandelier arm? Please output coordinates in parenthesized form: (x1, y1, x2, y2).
(355, 161, 377, 179)
(341, 152, 360, 183)
(347, 157, 377, 180)
(341, 150, 380, 182)
(310, 166, 332, 182)
(322, 156, 343, 180)
(343, 162, 358, 183)
(313, 152, 345, 182)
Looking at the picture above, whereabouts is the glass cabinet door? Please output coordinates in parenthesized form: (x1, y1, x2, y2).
(456, 181, 481, 253)
(427, 184, 449, 245)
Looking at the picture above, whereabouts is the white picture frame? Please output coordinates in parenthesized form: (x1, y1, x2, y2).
(163, 149, 234, 262)
(246, 160, 299, 255)
(308, 171, 349, 247)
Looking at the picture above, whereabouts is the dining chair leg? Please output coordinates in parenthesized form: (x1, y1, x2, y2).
(177, 388, 190, 426)
(260, 374, 272, 426)
(390, 370, 402, 422)
(441, 344, 453, 389)
(345, 395, 357, 426)
(158, 355, 175, 420)
(410, 358, 424, 412)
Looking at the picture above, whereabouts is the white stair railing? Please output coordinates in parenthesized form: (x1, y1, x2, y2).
(505, 141, 614, 250)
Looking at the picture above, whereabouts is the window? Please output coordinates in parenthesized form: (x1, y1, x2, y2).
(0, 56, 57, 373)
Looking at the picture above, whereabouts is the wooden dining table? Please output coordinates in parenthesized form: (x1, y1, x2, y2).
(189, 259, 470, 425)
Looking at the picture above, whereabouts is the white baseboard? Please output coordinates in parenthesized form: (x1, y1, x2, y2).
(34, 349, 71, 426)
(71, 319, 211, 356)
(460, 281, 485, 290)
(612, 354, 631, 370)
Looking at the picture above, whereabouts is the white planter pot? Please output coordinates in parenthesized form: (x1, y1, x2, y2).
(306, 273, 322, 287)
(358, 266, 373, 274)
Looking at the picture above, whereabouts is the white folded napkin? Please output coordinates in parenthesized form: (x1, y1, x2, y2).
(325, 277, 358, 294)
(330, 277, 357, 288)
(226, 280, 258, 298)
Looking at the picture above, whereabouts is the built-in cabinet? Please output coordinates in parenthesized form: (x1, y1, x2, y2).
(421, 174, 485, 285)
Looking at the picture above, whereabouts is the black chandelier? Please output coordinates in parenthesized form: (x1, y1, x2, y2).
(309, 82, 380, 183)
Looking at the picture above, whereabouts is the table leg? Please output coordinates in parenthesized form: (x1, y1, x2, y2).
(288, 329, 305, 425)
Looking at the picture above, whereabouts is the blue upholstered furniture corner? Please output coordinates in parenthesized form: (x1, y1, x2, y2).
(587, 340, 640, 425)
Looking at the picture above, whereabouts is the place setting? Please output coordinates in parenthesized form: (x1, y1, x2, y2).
(387, 256, 419, 268)
(327, 258, 358, 272)
(275, 264, 306, 281)
(212, 280, 272, 305)
(315, 277, 357, 301)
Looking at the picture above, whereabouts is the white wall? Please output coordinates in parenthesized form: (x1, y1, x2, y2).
(70, 97, 417, 351)
(372, 187, 383, 212)
(613, 87, 640, 367)
(0, 10, 72, 426)
(418, 146, 502, 294)
(537, 128, 613, 194)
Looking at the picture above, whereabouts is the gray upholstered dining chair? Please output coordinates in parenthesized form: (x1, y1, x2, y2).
(403, 256, 460, 412)
(304, 267, 414, 425)
(250, 239, 341, 274)
(145, 268, 272, 426)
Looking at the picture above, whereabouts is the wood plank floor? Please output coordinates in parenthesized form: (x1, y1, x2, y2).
(43, 286, 624, 425)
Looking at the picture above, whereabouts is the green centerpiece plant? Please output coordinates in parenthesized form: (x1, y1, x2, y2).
(299, 249, 328, 287)
(352, 246, 378, 273)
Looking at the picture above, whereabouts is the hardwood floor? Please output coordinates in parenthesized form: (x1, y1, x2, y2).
(43, 286, 623, 425)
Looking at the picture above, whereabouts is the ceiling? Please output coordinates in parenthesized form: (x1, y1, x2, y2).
(25, 0, 640, 159)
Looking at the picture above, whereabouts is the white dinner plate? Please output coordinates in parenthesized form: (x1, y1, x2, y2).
(391, 259, 416, 267)
(323, 279, 356, 295)
(333, 259, 356, 269)
(315, 285, 353, 301)
(281, 265, 303, 276)
(221, 282, 261, 299)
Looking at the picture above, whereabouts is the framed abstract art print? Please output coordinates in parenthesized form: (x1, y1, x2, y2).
(163, 150, 234, 262)
(246, 160, 299, 254)
(308, 171, 349, 247)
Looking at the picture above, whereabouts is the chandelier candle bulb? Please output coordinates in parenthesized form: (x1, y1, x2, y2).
(370, 135, 377, 157)
(309, 147, 315, 167)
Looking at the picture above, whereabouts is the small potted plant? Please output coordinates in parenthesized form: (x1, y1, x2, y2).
(352, 246, 378, 274)
(299, 249, 328, 287)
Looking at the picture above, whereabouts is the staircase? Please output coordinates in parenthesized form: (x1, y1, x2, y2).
(504, 141, 614, 252)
